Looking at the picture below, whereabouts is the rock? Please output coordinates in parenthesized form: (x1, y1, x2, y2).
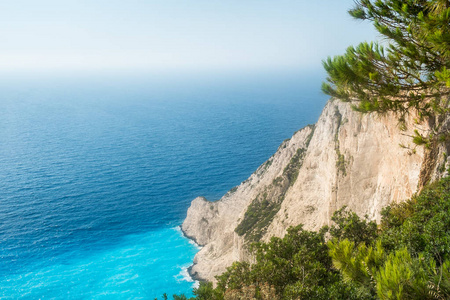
(181, 99, 449, 283)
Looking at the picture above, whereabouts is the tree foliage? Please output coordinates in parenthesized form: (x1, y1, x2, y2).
(169, 177, 450, 299)
(328, 206, 378, 245)
(214, 225, 361, 299)
(328, 176, 450, 299)
(322, 0, 450, 144)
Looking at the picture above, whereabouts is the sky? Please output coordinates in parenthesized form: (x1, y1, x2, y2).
(0, 0, 378, 74)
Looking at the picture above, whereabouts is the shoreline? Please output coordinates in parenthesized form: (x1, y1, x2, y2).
(178, 225, 207, 283)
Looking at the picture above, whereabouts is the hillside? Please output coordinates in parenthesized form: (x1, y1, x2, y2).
(182, 99, 450, 283)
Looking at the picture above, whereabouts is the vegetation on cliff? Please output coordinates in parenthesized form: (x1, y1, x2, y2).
(163, 176, 449, 299)
(322, 0, 449, 146)
(234, 127, 315, 243)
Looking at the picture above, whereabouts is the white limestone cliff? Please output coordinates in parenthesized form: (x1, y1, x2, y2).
(182, 99, 449, 283)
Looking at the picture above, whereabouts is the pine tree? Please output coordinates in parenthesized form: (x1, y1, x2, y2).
(322, 0, 450, 146)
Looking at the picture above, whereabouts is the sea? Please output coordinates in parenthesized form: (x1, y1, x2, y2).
(0, 70, 328, 299)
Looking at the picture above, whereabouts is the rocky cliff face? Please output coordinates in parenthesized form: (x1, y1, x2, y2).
(182, 99, 450, 283)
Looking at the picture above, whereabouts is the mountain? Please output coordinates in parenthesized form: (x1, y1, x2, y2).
(182, 99, 449, 283)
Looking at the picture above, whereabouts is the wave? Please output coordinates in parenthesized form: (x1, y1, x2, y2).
(174, 226, 202, 250)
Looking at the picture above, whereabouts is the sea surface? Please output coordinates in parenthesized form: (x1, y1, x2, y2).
(0, 71, 328, 299)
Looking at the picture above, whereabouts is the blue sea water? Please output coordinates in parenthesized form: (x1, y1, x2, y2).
(0, 71, 328, 299)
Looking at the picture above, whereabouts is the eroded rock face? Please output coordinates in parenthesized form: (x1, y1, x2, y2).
(182, 126, 314, 281)
(182, 99, 449, 283)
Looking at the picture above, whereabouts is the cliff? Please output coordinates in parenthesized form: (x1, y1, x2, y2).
(182, 99, 450, 283)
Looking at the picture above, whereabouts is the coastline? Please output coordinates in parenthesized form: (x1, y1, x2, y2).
(179, 225, 202, 249)
(178, 225, 206, 282)
(179, 99, 450, 283)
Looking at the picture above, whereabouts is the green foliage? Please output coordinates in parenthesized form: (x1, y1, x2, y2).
(217, 225, 362, 299)
(155, 293, 195, 300)
(379, 176, 450, 261)
(251, 226, 331, 294)
(193, 282, 223, 300)
(328, 177, 450, 299)
(329, 239, 450, 299)
(216, 262, 253, 292)
(172, 295, 189, 300)
(328, 239, 384, 297)
(283, 148, 306, 186)
(234, 198, 281, 241)
(178, 177, 450, 299)
(227, 186, 238, 195)
(374, 249, 430, 299)
(235, 132, 313, 242)
(336, 151, 347, 175)
(329, 206, 378, 245)
(333, 109, 348, 176)
(322, 0, 450, 143)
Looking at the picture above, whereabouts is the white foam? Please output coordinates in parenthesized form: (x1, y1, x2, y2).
(188, 239, 202, 250)
(193, 280, 200, 289)
(173, 226, 202, 250)
(175, 265, 192, 282)
(174, 264, 200, 292)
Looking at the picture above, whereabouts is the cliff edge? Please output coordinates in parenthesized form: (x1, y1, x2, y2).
(182, 99, 449, 283)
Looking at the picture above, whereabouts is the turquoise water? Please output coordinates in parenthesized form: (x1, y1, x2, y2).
(1, 227, 198, 299)
(0, 71, 328, 298)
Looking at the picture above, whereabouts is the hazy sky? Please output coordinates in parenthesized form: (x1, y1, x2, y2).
(0, 0, 377, 73)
